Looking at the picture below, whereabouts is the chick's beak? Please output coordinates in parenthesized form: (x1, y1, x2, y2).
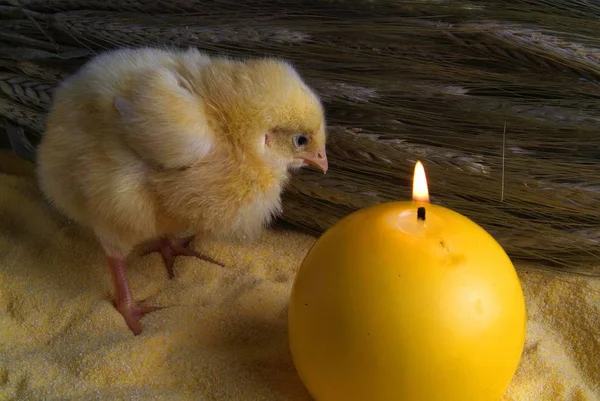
(301, 147, 328, 174)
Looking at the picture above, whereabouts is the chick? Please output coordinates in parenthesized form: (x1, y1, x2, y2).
(36, 46, 328, 335)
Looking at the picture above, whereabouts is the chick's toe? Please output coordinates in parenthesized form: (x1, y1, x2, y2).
(142, 236, 224, 278)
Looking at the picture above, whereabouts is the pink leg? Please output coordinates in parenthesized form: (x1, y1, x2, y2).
(107, 256, 163, 335)
(141, 235, 224, 278)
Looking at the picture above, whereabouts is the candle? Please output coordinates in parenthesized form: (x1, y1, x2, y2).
(288, 160, 527, 401)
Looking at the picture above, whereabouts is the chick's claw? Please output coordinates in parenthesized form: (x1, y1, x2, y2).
(142, 236, 224, 278)
(116, 301, 164, 336)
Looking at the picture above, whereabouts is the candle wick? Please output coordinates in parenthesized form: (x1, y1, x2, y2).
(417, 206, 426, 221)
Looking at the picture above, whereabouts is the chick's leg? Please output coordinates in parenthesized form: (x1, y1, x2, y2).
(142, 235, 224, 279)
(107, 256, 163, 335)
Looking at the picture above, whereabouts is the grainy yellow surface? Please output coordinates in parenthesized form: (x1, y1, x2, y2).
(0, 150, 598, 400)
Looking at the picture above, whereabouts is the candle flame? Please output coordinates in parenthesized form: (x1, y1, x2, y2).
(412, 161, 430, 203)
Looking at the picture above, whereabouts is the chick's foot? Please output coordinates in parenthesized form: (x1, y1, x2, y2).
(108, 256, 164, 335)
(142, 235, 224, 278)
(115, 301, 163, 336)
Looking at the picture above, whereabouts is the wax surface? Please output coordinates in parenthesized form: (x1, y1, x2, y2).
(289, 201, 527, 401)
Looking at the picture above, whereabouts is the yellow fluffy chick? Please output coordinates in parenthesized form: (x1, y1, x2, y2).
(36, 46, 328, 335)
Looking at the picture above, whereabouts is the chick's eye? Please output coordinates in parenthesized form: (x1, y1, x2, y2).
(294, 135, 309, 148)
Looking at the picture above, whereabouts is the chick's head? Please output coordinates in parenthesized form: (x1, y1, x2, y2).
(264, 115, 328, 174)
(201, 57, 328, 173)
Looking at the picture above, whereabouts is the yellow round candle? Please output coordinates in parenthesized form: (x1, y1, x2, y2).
(288, 161, 527, 401)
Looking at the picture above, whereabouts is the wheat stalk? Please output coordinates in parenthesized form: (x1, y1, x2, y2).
(1, 60, 71, 83)
(0, 97, 45, 132)
(48, 11, 310, 52)
(1, 2, 600, 275)
(0, 72, 54, 109)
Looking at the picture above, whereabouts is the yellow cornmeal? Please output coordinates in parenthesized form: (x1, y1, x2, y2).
(0, 151, 598, 400)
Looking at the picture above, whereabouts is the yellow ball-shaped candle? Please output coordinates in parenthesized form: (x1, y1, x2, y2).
(288, 161, 526, 401)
